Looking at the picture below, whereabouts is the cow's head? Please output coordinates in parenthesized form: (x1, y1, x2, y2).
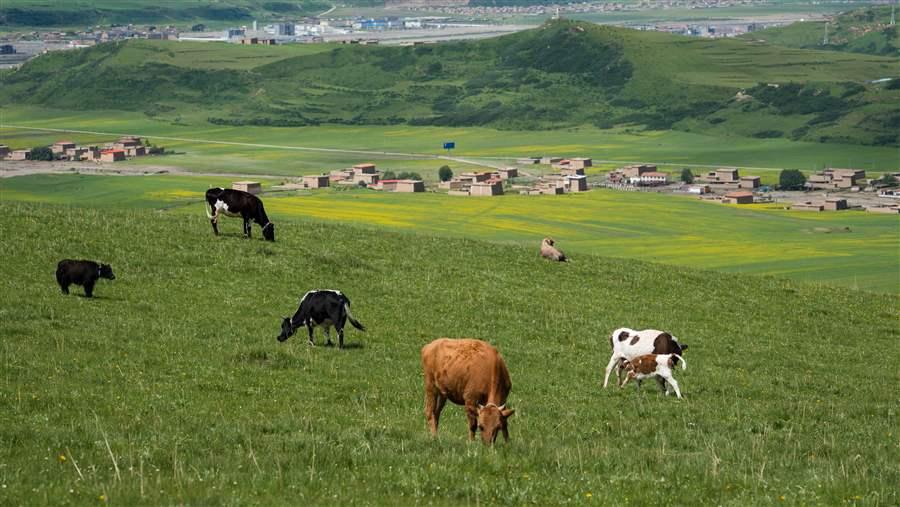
(263, 222, 275, 242)
(542, 237, 554, 247)
(277, 317, 294, 342)
(99, 264, 116, 280)
(477, 403, 515, 445)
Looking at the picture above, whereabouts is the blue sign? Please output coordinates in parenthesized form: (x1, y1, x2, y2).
(443, 142, 455, 150)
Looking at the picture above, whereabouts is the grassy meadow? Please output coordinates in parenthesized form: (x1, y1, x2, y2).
(2, 174, 898, 293)
(2, 107, 898, 180)
(0, 201, 897, 505)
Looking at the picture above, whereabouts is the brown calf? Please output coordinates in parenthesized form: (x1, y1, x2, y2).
(421, 338, 515, 444)
(622, 353, 687, 398)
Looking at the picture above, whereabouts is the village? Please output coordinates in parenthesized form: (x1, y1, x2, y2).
(218, 153, 900, 214)
(0, 137, 160, 163)
(3, 138, 898, 213)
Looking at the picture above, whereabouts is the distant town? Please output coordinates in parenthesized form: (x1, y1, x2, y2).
(0, 0, 835, 69)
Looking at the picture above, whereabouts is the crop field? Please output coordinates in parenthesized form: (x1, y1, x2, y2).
(2, 174, 898, 293)
(2, 108, 898, 180)
(0, 201, 897, 505)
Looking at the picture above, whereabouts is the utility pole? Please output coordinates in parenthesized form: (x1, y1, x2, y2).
(823, 22, 829, 45)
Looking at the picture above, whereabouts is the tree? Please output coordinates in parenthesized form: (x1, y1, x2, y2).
(381, 170, 396, 180)
(398, 171, 422, 180)
(30, 146, 53, 161)
(680, 168, 694, 184)
(779, 169, 807, 190)
(438, 165, 453, 182)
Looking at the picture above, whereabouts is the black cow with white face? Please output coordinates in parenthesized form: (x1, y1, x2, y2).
(205, 188, 275, 241)
(278, 290, 365, 349)
(56, 259, 116, 297)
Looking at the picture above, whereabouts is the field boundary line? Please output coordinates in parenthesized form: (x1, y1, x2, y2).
(0, 124, 498, 169)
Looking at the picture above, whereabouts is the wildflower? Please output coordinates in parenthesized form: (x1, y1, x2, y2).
(58, 454, 67, 463)
(586, 492, 593, 498)
(779, 495, 785, 501)
(99, 494, 106, 502)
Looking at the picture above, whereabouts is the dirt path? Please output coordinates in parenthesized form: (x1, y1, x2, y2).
(0, 160, 294, 179)
(0, 125, 499, 171)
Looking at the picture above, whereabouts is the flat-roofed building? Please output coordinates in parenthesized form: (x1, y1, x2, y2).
(232, 181, 261, 194)
(303, 175, 330, 189)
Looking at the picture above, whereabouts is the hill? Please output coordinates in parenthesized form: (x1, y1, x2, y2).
(1, 201, 898, 505)
(741, 6, 900, 57)
(2, 20, 899, 147)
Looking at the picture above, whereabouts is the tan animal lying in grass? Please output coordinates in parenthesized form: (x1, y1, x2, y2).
(540, 237, 567, 262)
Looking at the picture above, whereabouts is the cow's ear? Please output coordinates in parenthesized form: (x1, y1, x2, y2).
(477, 403, 484, 412)
(501, 408, 515, 418)
(680, 344, 688, 351)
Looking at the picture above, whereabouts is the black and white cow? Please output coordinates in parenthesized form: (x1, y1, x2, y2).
(56, 259, 116, 297)
(205, 188, 275, 241)
(278, 290, 365, 349)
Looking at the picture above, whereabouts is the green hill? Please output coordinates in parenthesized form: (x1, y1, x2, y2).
(2, 20, 898, 146)
(741, 6, 900, 57)
(1, 201, 897, 505)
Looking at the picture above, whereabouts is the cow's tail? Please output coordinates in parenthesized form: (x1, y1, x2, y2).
(345, 302, 365, 332)
(673, 354, 687, 370)
(205, 199, 215, 220)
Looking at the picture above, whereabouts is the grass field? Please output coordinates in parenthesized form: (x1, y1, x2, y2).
(2, 107, 898, 180)
(2, 174, 898, 293)
(0, 201, 897, 505)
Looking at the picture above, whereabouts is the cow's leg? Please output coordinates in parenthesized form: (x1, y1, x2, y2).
(60, 284, 70, 295)
(307, 323, 315, 346)
(656, 376, 668, 394)
(83, 280, 95, 298)
(324, 326, 333, 347)
(210, 207, 220, 235)
(603, 355, 619, 388)
(665, 376, 682, 399)
(424, 378, 444, 436)
(243, 217, 251, 238)
(465, 403, 478, 441)
(502, 425, 510, 443)
(615, 358, 627, 387)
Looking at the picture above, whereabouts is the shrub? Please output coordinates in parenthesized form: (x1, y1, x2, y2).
(438, 165, 453, 182)
(680, 168, 694, 184)
(779, 169, 807, 190)
(29, 146, 53, 161)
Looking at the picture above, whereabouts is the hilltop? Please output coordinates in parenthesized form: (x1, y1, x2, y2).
(741, 6, 899, 57)
(2, 20, 898, 146)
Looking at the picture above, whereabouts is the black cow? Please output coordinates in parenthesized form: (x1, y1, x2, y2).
(56, 259, 116, 297)
(205, 188, 275, 241)
(278, 290, 365, 349)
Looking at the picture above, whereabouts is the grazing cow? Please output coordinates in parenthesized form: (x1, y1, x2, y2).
(277, 290, 365, 349)
(540, 237, 567, 262)
(56, 259, 116, 298)
(205, 187, 275, 241)
(421, 338, 515, 444)
(602, 328, 688, 389)
(621, 353, 688, 398)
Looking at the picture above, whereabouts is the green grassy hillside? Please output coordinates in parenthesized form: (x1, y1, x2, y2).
(1, 201, 897, 505)
(2, 174, 898, 293)
(742, 6, 900, 57)
(2, 20, 898, 147)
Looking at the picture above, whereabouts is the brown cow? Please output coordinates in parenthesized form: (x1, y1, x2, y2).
(421, 338, 515, 444)
(540, 237, 567, 262)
